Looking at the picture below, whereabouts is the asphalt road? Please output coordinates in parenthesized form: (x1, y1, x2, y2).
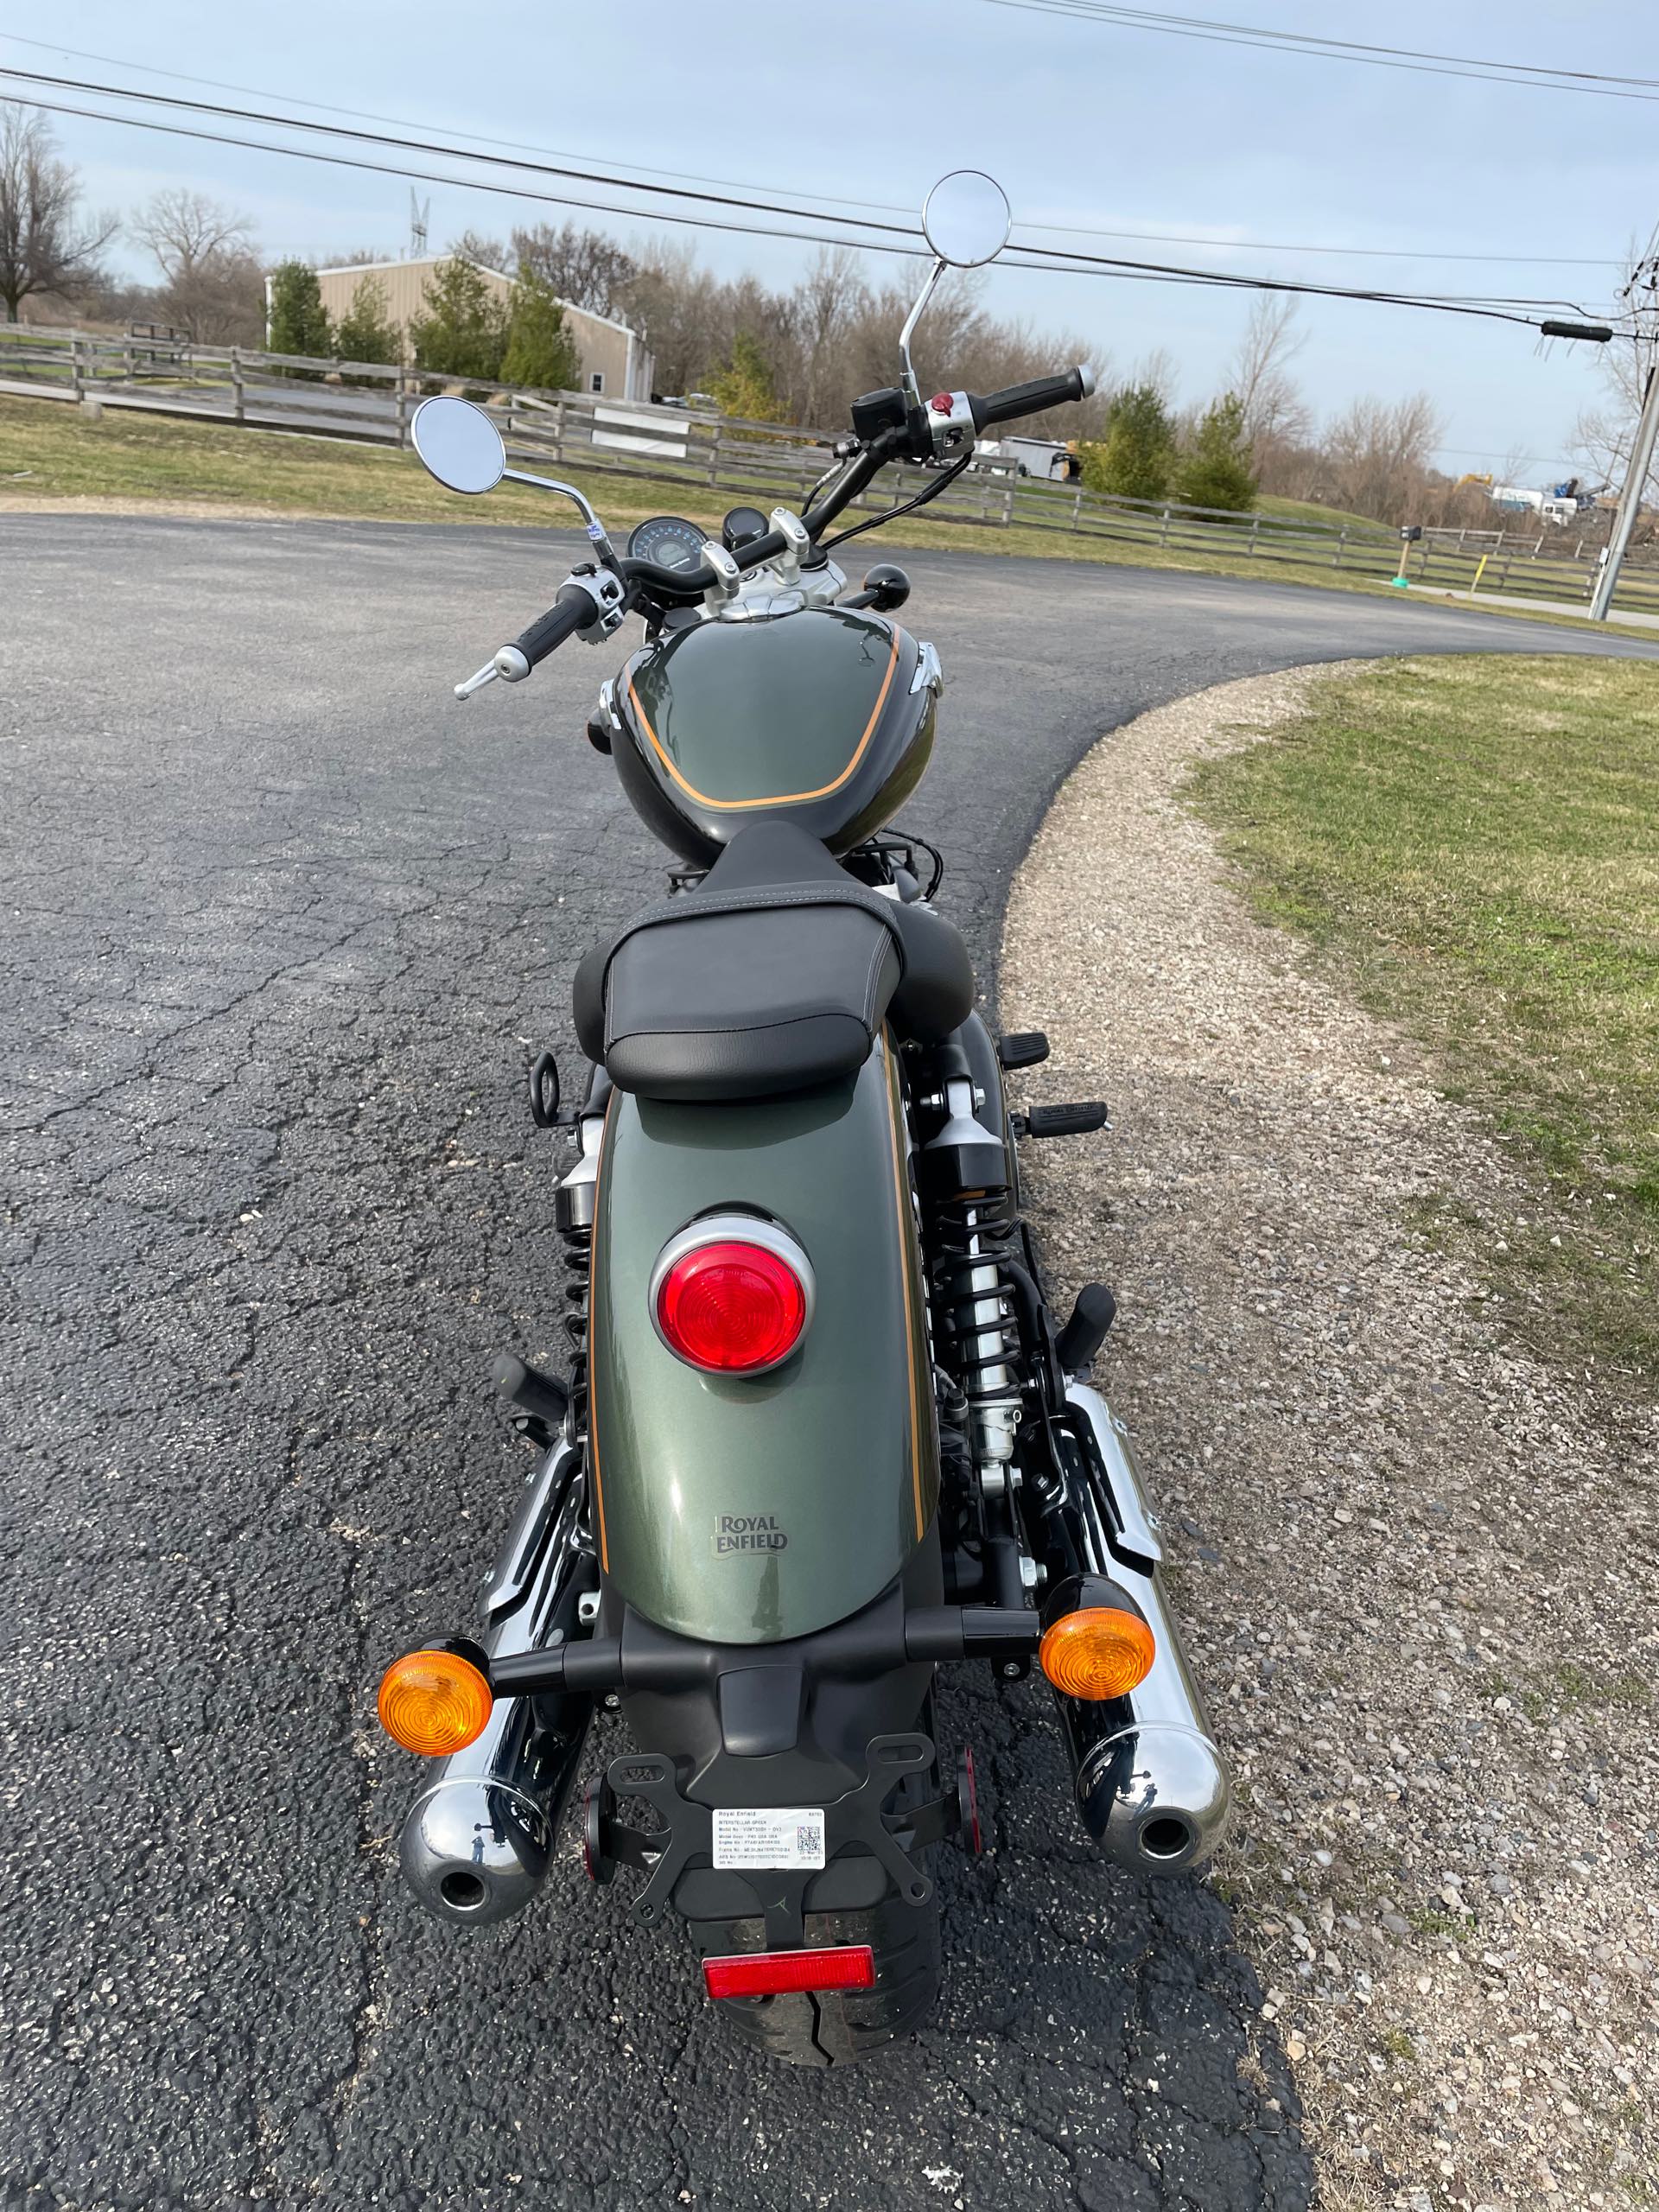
(4, 516, 1654, 2212)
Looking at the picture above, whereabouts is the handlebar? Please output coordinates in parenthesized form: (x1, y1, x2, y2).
(453, 374, 1090, 690)
(969, 364, 1095, 432)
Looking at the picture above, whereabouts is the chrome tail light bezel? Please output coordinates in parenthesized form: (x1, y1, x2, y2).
(648, 1211, 817, 1376)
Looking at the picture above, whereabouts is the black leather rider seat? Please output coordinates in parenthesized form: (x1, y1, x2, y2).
(573, 820, 974, 1102)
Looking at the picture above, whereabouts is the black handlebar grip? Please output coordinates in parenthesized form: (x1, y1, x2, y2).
(499, 586, 594, 677)
(970, 365, 1095, 430)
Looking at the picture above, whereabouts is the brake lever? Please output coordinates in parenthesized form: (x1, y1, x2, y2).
(454, 661, 501, 701)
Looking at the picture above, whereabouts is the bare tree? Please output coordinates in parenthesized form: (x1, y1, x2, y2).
(135, 189, 253, 281)
(1321, 391, 1445, 520)
(1124, 346, 1179, 406)
(448, 228, 509, 273)
(0, 107, 118, 322)
(512, 221, 637, 319)
(132, 188, 264, 343)
(1570, 243, 1659, 505)
(1227, 295, 1310, 445)
(778, 247, 865, 425)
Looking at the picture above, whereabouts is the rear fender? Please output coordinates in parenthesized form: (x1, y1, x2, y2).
(588, 1039, 936, 1644)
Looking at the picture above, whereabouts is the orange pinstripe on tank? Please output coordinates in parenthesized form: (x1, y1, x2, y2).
(626, 630, 899, 813)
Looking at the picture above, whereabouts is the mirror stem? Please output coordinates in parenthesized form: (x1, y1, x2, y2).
(898, 257, 946, 410)
(501, 467, 621, 571)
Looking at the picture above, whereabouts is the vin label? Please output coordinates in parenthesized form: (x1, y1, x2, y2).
(711, 1807, 827, 1871)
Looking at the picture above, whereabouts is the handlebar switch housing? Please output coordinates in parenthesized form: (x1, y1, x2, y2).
(851, 386, 908, 443)
(925, 391, 976, 460)
(571, 567, 629, 643)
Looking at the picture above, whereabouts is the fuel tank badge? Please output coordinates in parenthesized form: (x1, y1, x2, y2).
(713, 1513, 789, 1557)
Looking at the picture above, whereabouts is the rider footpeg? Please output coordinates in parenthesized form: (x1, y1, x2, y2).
(1017, 1101, 1109, 1139)
(997, 1030, 1049, 1069)
(1056, 1284, 1117, 1375)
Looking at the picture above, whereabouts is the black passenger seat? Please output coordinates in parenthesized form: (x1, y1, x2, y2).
(572, 820, 972, 1102)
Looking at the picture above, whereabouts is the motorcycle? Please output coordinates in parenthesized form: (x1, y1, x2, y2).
(376, 171, 1230, 2066)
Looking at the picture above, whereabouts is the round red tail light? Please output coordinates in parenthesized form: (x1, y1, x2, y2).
(652, 1221, 812, 1376)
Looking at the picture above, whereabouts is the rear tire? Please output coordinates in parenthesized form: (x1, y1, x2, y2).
(692, 1885, 941, 2067)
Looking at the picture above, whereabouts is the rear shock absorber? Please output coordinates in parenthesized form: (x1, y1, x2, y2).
(931, 1199, 1022, 1487)
(919, 1046, 1037, 1625)
(930, 1196, 1035, 1628)
(553, 1080, 608, 1438)
(920, 1041, 1020, 1486)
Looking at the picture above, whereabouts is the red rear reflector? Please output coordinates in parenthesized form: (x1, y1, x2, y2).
(656, 1239, 807, 1374)
(702, 1945, 876, 1999)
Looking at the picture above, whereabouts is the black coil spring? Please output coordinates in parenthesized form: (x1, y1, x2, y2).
(558, 1217, 592, 1423)
(928, 1198, 1020, 1401)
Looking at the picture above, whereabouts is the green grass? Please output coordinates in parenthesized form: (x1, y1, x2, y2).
(1257, 493, 1388, 534)
(3, 396, 1656, 639)
(1488, 1661, 1653, 1722)
(0, 393, 706, 533)
(1189, 656, 1659, 1393)
(1408, 1905, 1478, 1939)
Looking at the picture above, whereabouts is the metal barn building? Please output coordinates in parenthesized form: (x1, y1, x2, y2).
(307, 257, 656, 399)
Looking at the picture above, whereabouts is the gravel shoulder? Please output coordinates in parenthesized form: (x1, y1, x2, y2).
(1001, 666, 1658, 2211)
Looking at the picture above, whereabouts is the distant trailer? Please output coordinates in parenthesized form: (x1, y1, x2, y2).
(976, 435, 1079, 480)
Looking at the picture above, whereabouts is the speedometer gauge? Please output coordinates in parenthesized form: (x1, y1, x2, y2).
(626, 515, 708, 572)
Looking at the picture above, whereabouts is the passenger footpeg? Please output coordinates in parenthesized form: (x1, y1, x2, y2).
(996, 1030, 1050, 1069)
(528, 1051, 562, 1128)
(493, 1351, 570, 1448)
(1015, 1101, 1109, 1139)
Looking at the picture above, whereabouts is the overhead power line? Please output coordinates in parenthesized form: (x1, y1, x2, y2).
(0, 71, 1619, 335)
(4, 92, 928, 259)
(979, 0, 1659, 103)
(1020, 219, 1617, 268)
(0, 65, 919, 244)
(0, 32, 1624, 271)
(0, 29, 910, 224)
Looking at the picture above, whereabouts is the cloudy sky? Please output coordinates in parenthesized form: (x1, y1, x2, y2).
(4, 0, 1652, 482)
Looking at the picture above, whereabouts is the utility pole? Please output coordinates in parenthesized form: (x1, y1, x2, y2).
(1589, 243, 1659, 623)
(1590, 361, 1659, 620)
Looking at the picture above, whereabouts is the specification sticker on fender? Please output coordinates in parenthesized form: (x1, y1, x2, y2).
(712, 1808, 826, 1871)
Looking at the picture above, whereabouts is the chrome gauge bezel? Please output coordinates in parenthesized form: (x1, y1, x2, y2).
(625, 514, 709, 574)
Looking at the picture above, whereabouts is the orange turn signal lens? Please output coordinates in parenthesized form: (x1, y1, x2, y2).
(377, 1646, 493, 1757)
(1039, 1606, 1156, 1701)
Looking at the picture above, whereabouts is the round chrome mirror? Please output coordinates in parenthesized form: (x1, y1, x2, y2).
(921, 170, 1012, 267)
(410, 396, 505, 495)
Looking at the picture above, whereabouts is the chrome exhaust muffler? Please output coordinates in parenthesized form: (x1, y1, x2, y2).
(1051, 1382, 1230, 1874)
(398, 1440, 596, 1926)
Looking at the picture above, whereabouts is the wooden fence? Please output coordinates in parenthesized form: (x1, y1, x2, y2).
(4, 322, 1658, 616)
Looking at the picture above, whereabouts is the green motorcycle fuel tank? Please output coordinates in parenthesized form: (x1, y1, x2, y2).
(588, 1040, 938, 1646)
(610, 605, 937, 863)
